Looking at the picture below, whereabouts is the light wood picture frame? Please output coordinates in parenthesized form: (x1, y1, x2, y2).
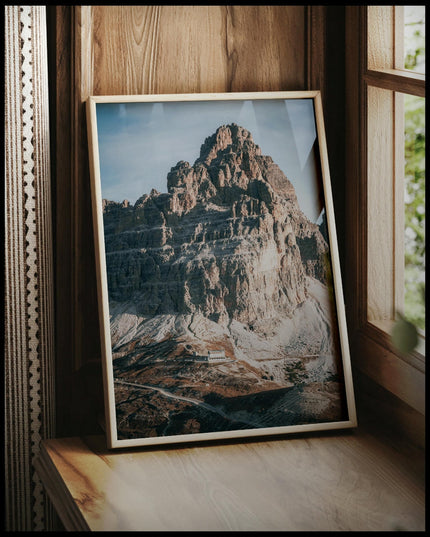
(86, 91, 357, 449)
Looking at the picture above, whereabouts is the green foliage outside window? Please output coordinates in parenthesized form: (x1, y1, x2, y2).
(404, 6, 425, 73)
(404, 94, 425, 332)
(403, 8, 425, 333)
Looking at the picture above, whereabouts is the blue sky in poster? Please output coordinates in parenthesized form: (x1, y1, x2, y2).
(96, 98, 323, 222)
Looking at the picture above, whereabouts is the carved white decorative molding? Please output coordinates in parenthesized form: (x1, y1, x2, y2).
(4, 5, 55, 531)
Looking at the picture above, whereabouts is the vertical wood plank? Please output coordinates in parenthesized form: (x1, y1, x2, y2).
(90, 5, 162, 95)
(307, 6, 326, 100)
(367, 6, 395, 71)
(47, 5, 74, 436)
(393, 6, 405, 70)
(394, 93, 405, 314)
(322, 7, 346, 273)
(72, 6, 101, 373)
(367, 86, 395, 321)
(345, 6, 368, 335)
(154, 6, 230, 94)
(218, 5, 306, 92)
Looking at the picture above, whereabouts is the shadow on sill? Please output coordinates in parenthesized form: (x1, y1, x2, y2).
(352, 367, 425, 480)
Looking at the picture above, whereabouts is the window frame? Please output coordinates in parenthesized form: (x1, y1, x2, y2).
(345, 6, 425, 416)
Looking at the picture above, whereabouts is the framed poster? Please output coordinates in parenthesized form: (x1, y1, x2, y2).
(86, 91, 357, 449)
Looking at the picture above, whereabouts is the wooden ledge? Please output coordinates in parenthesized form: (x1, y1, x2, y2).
(35, 429, 425, 532)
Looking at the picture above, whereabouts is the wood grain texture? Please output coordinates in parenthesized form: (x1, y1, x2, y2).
(307, 6, 326, 99)
(394, 91, 405, 314)
(47, 6, 75, 436)
(323, 7, 347, 272)
(367, 86, 395, 321)
(87, 5, 306, 96)
(345, 6, 368, 335)
(367, 6, 395, 70)
(353, 325, 425, 415)
(37, 432, 425, 532)
(364, 68, 426, 97)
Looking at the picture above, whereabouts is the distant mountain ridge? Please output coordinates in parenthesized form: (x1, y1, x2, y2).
(102, 123, 329, 326)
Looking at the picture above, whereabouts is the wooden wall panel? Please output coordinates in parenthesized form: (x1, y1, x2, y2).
(84, 5, 306, 97)
(49, 5, 333, 437)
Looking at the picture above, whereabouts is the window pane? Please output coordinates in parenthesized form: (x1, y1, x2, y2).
(404, 6, 425, 74)
(404, 93, 425, 332)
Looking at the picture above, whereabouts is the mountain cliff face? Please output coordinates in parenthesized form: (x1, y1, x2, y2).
(101, 123, 347, 438)
(103, 123, 328, 328)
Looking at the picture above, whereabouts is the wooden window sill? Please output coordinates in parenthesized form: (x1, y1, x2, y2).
(352, 323, 425, 415)
(35, 429, 425, 532)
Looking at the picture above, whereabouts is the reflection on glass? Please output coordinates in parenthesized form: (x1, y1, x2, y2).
(404, 93, 425, 332)
(404, 6, 425, 73)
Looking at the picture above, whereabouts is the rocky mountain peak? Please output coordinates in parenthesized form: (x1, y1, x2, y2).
(198, 123, 262, 166)
(165, 123, 298, 212)
(102, 124, 329, 324)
